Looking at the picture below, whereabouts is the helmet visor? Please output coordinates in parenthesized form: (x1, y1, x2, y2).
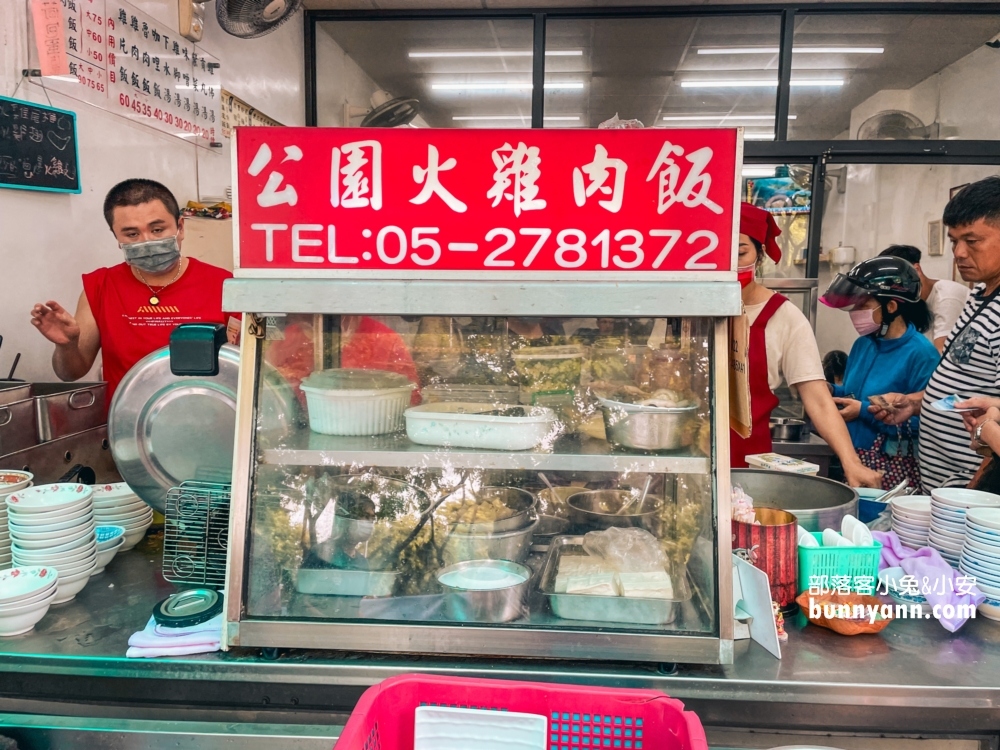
(820, 273, 872, 309)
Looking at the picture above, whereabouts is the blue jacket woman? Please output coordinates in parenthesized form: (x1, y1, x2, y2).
(821, 255, 940, 489)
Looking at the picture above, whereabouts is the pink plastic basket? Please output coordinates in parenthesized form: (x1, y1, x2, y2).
(334, 673, 708, 750)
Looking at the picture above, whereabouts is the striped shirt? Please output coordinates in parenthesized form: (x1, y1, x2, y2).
(919, 284, 1000, 490)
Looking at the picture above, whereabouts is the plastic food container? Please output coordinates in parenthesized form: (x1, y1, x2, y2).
(294, 568, 397, 597)
(511, 345, 585, 400)
(405, 402, 556, 451)
(300, 369, 416, 436)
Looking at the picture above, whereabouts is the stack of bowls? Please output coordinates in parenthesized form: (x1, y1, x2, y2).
(91, 483, 153, 551)
(960, 508, 1000, 622)
(0, 472, 33, 571)
(0, 566, 59, 636)
(94, 526, 125, 574)
(6, 484, 97, 604)
(929, 488, 1000, 567)
(890, 495, 932, 549)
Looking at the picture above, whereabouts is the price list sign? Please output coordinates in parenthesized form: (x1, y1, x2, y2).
(235, 127, 741, 279)
(48, 0, 221, 147)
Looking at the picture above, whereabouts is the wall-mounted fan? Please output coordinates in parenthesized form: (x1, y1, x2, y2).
(856, 110, 940, 140)
(344, 90, 420, 128)
(215, 0, 300, 39)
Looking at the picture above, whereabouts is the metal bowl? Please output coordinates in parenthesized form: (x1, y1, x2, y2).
(732, 469, 858, 533)
(437, 559, 532, 623)
(437, 486, 536, 534)
(770, 418, 806, 442)
(567, 489, 664, 532)
(597, 396, 698, 451)
(536, 486, 579, 519)
(440, 517, 539, 566)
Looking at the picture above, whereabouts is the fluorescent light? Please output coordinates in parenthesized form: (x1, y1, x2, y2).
(410, 50, 582, 58)
(452, 115, 581, 121)
(44, 74, 80, 82)
(743, 132, 776, 140)
(697, 46, 883, 55)
(742, 166, 777, 177)
(680, 78, 843, 88)
(662, 114, 796, 122)
(432, 82, 584, 91)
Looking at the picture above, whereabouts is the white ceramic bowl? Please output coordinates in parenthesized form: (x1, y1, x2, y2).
(967, 508, 1000, 532)
(964, 537, 1000, 556)
(892, 511, 931, 527)
(7, 512, 94, 536)
(13, 538, 97, 566)
(94, 502, 147, 518)
(119, 513, 153, 531)
(0, 471, 33, 495)
(6, 503, 92, 527)
(10, 524, 95, 550)
(91, 482, 137, 501)
(895, 529, 929, 543)
(51, 562, 96, 604)
(5, 484, 93, 514)
(932, 487, 1000, 510)
(56, 553, 98, 577)
(891, 495, 932, 514)
(92, 538, 123, 575)
(96, 506, 152, 524)
(893, 518, 930, 533)
(0, 577, 56, 610)
(0, 589, 55, 636)
(120, 525, 151, 551)
(0, 566, 60, 605)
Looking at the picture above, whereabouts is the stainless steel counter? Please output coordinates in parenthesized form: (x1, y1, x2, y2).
(2, 534, 1000, 739)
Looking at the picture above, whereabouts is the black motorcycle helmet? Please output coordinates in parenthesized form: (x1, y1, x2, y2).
(821, 256, 922, 308)
(821, 256, 922, 337)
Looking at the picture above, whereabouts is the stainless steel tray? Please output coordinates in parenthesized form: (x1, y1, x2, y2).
(539, 535, 689, 626)
(0, 383, 31, 407)
(0, 397, 38, 455)
(33, 382, 107, 442)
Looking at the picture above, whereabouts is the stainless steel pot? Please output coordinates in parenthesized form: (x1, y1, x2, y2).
(770, 418, 805, 442)
(732, 469, 858, 533)
(437, 559, 532, 623)
(597, 396, 697, 451)
(439, 517, 538, 566)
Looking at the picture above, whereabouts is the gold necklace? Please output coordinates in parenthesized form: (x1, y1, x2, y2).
(134, 261, 183, 306)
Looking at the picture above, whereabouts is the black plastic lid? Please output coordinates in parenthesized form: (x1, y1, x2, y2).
(152, 589, 224, 628)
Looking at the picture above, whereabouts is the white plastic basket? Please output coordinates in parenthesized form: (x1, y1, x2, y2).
(300, 369, 415, 436)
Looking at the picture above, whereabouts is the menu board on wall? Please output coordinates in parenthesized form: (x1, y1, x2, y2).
(219, 89, 282, 139)
(0, 95, 81, 193)
(40, 0, 221, 148)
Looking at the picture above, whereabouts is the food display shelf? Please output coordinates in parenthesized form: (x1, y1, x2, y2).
(260, 431, 711, 474)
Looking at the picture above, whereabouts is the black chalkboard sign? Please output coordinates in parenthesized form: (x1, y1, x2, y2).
(0, 95, 80, 194)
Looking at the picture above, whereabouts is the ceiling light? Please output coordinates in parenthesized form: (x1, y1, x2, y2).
(743, 132, 776, 140)
(452, 115, 581, 121)
(662, 114, 796, 122)
(410, 50, 582, 58)
(697, 46, 883, 55)
(742, 166, 778, 177)
(679, 79, 843, 88)
(432, 82, 584, 92)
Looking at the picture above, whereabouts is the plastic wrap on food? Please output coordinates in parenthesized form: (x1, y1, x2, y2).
(598, 113, 644, 129)
(582, 527, 669, 573)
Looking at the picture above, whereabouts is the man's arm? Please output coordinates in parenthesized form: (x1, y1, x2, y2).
(30, 292, 100, 381)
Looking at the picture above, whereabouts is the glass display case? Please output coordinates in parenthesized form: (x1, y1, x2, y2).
(223, 282, 737, 664)
(223, 124, 741, 665)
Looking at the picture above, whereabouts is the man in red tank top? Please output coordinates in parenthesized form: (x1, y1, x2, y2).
(29, 179, 235, 403)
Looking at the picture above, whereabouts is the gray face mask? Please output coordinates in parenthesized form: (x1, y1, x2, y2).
(120, 235, 181, 274)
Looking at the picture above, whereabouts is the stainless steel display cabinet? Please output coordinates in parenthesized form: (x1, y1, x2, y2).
(223, 279, 739, 665)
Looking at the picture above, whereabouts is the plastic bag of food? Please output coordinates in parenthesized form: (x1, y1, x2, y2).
(582, 527, 668, 572)
(598, 113, 644, 129)
(731, 484, 757, 525)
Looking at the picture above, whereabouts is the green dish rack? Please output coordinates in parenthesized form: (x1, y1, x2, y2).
(798, 533, 882, 594)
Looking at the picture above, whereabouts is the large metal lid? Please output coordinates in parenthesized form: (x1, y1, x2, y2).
(109, 345, 241, 513)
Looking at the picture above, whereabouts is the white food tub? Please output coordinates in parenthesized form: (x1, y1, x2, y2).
(404, 402, 556, 451)
(300, 369, 416, 436)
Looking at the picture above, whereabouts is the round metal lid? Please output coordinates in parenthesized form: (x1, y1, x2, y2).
(153, 588, 223, 628)
(108, 345, 241, 513)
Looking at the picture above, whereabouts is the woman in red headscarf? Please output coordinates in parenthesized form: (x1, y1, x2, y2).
(734, 203, 881, 488)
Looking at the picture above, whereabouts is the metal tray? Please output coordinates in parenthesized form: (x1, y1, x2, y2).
(33, 382, 107, 442)
(0, 397, 38, 455)
(0, 383, 31, 407)
(539, 535, 689, 626)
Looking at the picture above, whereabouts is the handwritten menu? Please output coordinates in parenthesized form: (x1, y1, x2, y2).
(42, 0, 221, 148)
(0, 95, 80, 193)
(219, 89, 281, 139)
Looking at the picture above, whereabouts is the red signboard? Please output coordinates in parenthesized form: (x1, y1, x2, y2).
(234, 127, 740, 277)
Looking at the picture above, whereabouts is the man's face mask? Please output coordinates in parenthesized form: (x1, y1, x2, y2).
(120, 235, 181, 274)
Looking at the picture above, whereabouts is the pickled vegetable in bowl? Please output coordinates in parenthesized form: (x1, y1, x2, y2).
(512, 345, 586, 394)
(436, 486, 536, 534)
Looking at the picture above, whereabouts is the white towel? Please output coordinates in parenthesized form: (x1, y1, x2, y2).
(126, 614, 223, 658)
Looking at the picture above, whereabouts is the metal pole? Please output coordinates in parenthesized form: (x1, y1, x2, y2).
(532, 13, 546, 128)
(775, 9, 795, 141)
